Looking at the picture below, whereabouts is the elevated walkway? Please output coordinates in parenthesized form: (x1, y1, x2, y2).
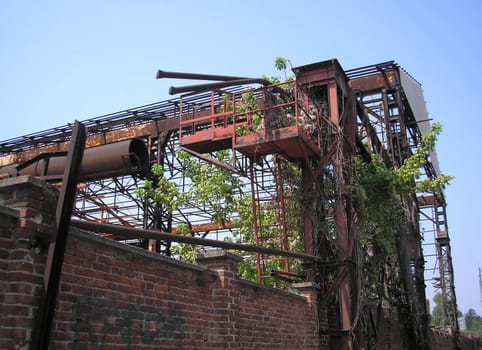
(178, 82, 322, 162)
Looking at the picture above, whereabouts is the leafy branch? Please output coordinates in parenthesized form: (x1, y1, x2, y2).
(394, 122, 454, 193)
(354, 122, 453, 299)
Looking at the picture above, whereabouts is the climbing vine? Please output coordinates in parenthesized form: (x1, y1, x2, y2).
(354, 154, 404, 296)
(354, 122, 453, 298)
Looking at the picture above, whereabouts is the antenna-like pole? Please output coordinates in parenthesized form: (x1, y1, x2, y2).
(478, 265, 482, 308)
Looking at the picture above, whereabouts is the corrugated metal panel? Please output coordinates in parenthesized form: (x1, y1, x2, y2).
(400, 69, 441, 176)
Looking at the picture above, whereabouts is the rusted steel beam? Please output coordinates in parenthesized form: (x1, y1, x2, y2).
(180, 147, 246, 177)
(70, 219, 322, 262)
(171, 221, 235, 234)
(0, 122, 153, 167)
(295, 59, 357, 350)
(32, 121, 87, 350)
(417, 194, 445, 207)
(0, 138, 149, 182)
(73, 195, 132, 227)
(156, 69, 280, 95)
(349, 71, 397, 93)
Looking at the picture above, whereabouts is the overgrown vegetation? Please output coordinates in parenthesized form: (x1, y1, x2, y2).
(354, 154, 403, 294)
(220, 91, 263, 136)
(394, 122, 453, 193)
(430, 293, 482, 344)
(462, 308, 482, 342)
(429, 292, 463, 327)
(135, 149, 244, 261)
(355, 122, 453, 305)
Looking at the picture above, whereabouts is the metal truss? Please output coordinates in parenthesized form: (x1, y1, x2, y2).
(0, 59, 460, 350)
(347, 61, 458, 348)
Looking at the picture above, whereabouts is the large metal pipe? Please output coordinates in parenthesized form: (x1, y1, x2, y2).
(156, 69, 249, 81)
(70, 219, 322, 262)
(0, 138, 149, 181)
(157, 69, 285, 98)
(169, 78, 274, 95)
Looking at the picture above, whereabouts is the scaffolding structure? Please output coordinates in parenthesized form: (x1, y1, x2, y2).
(0, 59, 459, 350)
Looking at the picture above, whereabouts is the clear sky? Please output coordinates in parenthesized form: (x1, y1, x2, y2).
(1, 0, 481, 316)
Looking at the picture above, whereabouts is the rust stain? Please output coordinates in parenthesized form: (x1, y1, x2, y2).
(0, 123, 154, 166)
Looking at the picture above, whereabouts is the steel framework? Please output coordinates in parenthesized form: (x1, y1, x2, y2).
(0, 59, 459, 350)
(347, 61, 458, 348)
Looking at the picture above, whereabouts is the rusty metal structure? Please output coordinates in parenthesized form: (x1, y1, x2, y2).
(0, 59, 459, 349)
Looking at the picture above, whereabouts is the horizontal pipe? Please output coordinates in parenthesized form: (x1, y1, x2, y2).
(0, 139, 149, 181)
(156, 69, 249, 81)
(169, 78, 273, 95)
(70, 219, 321, 262)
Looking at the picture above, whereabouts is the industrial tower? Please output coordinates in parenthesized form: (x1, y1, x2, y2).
(0, 59, 459, 349)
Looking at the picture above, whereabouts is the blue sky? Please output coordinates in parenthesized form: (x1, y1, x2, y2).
(1, 1, 481, 315)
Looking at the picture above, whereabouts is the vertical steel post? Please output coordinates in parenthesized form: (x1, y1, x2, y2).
(328, 80, 353, 350)
(250, 162, 262, 283)
(31, 121, 86, 349)
(275, 157, 289, 272)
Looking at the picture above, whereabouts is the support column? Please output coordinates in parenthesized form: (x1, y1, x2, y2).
(196, 250, 242, 349)
(0, 176, 58, 349)
(290, 282, 323, 349)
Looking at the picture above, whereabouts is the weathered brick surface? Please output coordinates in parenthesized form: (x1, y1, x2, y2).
(430, 328, 480, 350)
(45, 234, 321, 349)
(0, 177, 56, 350)
(1, 176, 479, 350)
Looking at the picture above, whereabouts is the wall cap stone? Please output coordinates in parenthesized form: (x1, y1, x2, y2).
(290, 282, 320, 291)
(196, 249, 243, 263)
(237, 278, 307, 301)
(0, 205, 20, 219)
(0, 175, 55, 191)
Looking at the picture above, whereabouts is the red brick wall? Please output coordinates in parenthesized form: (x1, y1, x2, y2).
(50, 231, 320, 349)
(458, 332, 481, 350)
(0, 176, 56, 350)
(4, 176, 478, 350)
(373, 305, 481, 350)
(430, 328, 480, 350)
(0, 176, 320, 349)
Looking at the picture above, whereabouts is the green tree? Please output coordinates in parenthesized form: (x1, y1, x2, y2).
(135, 150, 245, 262)
(464, 308, 482, 339)
(431, 292, 443, 327)
(430, 292, 463, 328)
(263, 57, 294, 84)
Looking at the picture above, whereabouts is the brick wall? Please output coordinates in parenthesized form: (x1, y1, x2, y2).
(0, 176, 320, 349)
(374, 306, 481, 350)
(2, 176, 478, 350)
(0, 176, 57, 350)
(430, 328, 480, 350)
(457, 332, 481, 350)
